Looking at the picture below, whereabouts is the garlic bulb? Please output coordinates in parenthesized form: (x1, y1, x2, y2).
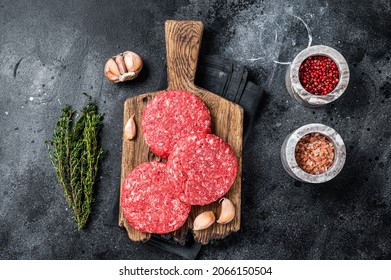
(104, 51, 143, 83)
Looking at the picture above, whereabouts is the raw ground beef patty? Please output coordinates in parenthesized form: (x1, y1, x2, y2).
(121, 161, 191, 234)
(142, 90, 211, 158)
(167, 134, 238, 206)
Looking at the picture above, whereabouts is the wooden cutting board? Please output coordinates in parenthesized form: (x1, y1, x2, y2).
(119, 20, 243, 245)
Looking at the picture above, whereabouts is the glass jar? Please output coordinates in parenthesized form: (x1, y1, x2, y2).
(285, 45, 350, 107)
(280, 123, 346, 183)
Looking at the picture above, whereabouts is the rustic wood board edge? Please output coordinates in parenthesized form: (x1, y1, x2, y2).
(119, 91, 163, 243)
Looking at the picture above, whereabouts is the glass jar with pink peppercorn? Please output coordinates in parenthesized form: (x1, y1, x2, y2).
(285, 45, 350, 107)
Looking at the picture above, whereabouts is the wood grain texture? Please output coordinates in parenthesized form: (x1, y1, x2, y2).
(119, 20, 243, 244)
(166, 20, 202, 91)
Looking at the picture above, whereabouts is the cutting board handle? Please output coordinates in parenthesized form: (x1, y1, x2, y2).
(165, 20, 203, 90)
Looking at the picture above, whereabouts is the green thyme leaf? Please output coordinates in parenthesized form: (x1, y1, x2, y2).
(46, 95, 103, 230)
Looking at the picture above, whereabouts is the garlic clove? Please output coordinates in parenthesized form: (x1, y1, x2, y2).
(105, 71, 119, 83)
(193, 211, 215, 230)
(115, 54, 127, 75)
(124, 115, 136, 140)
(124, 51, 143, 73)
(216, 198, 235, 224)
(105, 58, 120, 76)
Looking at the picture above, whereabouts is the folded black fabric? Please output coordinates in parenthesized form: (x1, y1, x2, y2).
(104, 54, 264, 259)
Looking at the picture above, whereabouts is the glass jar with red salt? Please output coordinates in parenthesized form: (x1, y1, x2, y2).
(280, 123, 346, 183)
(285, 45, 350, 107)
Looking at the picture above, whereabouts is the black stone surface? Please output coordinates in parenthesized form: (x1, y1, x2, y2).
(0, 0, 390, 260)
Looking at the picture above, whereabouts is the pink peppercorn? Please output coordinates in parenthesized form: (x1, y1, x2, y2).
(299, 56, 340, 95)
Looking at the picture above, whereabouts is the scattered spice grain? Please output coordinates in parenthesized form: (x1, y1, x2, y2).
(295, 133, 335, 175)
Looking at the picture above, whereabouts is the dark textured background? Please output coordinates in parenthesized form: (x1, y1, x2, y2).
(1, 0, 391, 260)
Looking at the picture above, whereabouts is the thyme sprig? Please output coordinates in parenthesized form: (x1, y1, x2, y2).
(46, 95, 103, 230)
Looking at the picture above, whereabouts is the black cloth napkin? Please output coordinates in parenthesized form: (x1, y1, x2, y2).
(104, 54, 264, 259)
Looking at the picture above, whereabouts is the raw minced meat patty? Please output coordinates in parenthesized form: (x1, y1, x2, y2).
(142, 90, 211, 158)
(121, 161, 191, 234)
(167, 134, 238, 206)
